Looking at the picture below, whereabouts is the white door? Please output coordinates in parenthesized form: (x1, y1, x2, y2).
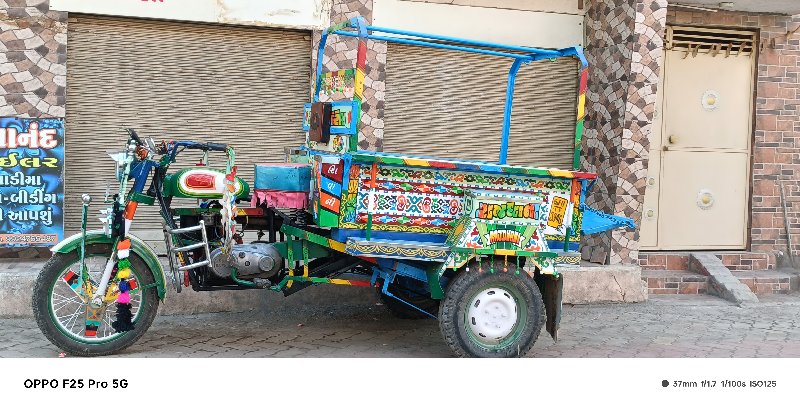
(640, 26, 755, 250)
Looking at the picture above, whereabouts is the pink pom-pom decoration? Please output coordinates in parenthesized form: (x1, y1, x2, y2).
(117, 292, 130, 304)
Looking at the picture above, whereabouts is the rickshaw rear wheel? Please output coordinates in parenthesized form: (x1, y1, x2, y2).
(439, 258, 544, 358)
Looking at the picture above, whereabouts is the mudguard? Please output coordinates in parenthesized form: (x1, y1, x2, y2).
(535, 273, 563, 341)
(51, 231, 167, 299)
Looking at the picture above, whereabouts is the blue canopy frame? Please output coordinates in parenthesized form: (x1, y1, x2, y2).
(314, 16, 589, 169)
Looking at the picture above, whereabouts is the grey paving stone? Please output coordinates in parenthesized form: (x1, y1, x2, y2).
(1, 294, 799, 357)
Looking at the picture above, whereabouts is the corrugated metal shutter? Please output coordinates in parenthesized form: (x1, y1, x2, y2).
(65, 16, 310, 234)
(383, 44, 578, 168)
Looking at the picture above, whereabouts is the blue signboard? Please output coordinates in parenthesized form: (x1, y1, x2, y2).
(0, 117, 64, 246)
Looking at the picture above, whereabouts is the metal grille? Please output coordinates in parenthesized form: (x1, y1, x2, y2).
(65, 16, 310, 233)
(383, 43, 579, 168)
(667, 25, 757, 57)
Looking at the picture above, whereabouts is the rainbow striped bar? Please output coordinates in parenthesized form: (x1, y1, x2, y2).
(282, 224, 346, 253)
(350, 151, 597, 180)
(282, 276, 373, 287)
(574, 66, 589, 169)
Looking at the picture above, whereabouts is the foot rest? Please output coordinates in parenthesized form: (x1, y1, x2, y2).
(345, 238, 449, 262)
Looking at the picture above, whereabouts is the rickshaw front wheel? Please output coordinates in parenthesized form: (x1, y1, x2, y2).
(32, 243, 160, 357)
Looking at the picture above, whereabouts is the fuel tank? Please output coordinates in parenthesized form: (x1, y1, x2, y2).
(162, 168, 250, 199)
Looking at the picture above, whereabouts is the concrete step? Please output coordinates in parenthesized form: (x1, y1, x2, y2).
(641, 270, 708, 295)
(690, 253, 759, 305)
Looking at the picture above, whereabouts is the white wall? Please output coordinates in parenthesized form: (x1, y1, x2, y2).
(403, 0, 585, 15)
(373, 0, 584, 49)
(50, 0, 333, 30)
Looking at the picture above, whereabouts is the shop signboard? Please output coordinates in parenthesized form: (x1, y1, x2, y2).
(0, 118, 64, 247)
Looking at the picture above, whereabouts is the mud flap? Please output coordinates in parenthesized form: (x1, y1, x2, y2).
(535, 273, 563, 342)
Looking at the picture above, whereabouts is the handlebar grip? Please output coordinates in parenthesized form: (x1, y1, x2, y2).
(126, 128, 142, 144)
(205, 142, 228, 152)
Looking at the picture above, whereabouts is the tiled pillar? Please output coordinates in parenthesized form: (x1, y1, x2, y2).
(581, 0, 667, 264)
(0, 0, 66, 118)
(311, 0, 386, 151)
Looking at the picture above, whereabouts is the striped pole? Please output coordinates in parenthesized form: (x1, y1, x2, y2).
(573, 65, 588, 170)
(352, 17, 368, 152)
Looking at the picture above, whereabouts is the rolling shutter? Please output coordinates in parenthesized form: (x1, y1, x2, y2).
(383, 44, 578, 168)
(65, 16, 310, 234)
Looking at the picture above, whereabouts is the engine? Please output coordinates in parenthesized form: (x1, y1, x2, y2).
(209, 243, 283, 279)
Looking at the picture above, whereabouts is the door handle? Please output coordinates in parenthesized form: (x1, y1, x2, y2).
(668, 135, 678, 144)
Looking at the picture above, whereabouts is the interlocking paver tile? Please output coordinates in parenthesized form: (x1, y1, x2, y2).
(1, 294, 799, 357)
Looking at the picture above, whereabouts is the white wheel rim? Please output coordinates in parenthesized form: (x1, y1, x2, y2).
(467, 287, 519, 345)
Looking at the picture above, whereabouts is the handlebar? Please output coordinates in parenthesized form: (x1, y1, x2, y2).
(183, 142, 228, 152)
(123, 129, 230, 163)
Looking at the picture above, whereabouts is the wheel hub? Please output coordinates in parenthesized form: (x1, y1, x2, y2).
(467, 287, 519, 345)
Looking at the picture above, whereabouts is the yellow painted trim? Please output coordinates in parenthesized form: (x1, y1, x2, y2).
(328, 240, 346, 252)
(548, 169, 574, 178)
(577, 94, 586, 119)
(354, 69, 365, 99)
(404, 158, 430, 167)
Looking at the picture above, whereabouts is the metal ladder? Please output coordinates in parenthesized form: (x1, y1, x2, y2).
(162, 220, 211, 293)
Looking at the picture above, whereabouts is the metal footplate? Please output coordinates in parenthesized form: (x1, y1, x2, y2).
(162, 220, 212, 293)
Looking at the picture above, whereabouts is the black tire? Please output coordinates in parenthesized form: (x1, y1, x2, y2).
(32, 243, 160, 357)
(439, 258, 544, 358)
(378, 276, 439, 319)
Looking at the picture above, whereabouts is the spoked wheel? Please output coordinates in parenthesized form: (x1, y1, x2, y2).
(32, 243, 159, 356)
(439, 258, 544, 358)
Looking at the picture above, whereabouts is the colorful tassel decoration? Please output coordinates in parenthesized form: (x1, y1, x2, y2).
(117, 240, 131, 259)
(118, 280, 130, 292)
(111, 303, 134, 333)
(111, 238, 135, 333)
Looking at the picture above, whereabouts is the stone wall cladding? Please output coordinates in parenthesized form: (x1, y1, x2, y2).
(311, 0, 385, 151)
(642, 270, 709, 295)
(0, 0, 65, 118)
(581, 0, 667, 264)
(667, 10, 800, 261)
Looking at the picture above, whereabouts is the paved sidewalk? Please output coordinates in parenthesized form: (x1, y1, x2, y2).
(1, 294, 799, 357)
